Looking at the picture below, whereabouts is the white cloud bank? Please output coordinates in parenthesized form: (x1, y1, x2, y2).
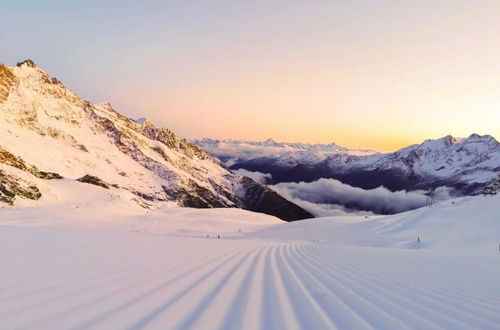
(232, 169, 273, 184)
(272, 178, 453, 217)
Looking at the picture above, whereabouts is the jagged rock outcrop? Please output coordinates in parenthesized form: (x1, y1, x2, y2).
(0, 64, 18, 103)
(0, 147, 62, 180)
(239, 177, 313, 221)
(483, 175, 500, 196)
(0, 170, 41, 205)
(77, 175, 112, 189)
(0, 60, 312, 220)
(16, 59, 37, 68)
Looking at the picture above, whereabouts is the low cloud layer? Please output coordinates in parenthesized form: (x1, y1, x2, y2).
(282, 198, 375, 217)
(233, 169, 272, 184)
(272, 178, 453, 217)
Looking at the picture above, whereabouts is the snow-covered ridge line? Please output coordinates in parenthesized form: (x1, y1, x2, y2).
(0, 59, 312, 220)
(197, 133, 500, 194)
(193, 137, 373, 152)
(193, 137, 378, 159)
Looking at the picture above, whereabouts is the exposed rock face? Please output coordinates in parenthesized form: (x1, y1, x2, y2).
(0, 60, 312, 220)
(0, 64, 18, 103)
(0, 170, 41, 205)
(239, 177, 313, 221)
(0, 147, 62, 180)
(0, 146, 62, 203)
(77, 175, 111, 189)
(142, 123, 212, 161)
(16, 59, 37, 68)
(483, 175, 500, 196)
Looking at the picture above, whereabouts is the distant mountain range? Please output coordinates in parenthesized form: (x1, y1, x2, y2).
(193, 138, 377, 167)
(0, 60, 312, 221)
(194, 134, 500, 195)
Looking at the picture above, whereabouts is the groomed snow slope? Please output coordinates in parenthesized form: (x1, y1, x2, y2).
(1, 191, 500, 329)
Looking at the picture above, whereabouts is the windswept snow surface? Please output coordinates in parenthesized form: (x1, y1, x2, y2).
(1, 193, 500, 329)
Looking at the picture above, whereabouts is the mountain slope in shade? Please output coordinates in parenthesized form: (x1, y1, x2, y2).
(203, 135, 499, 194)
(0, 60, 312, 221)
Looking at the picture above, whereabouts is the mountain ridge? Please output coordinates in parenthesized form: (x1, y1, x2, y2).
(195, 134, 499, 195)
(0, 59, 312, 221)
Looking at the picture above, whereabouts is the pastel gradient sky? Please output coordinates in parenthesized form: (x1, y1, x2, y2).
(2, 0, 500, 151)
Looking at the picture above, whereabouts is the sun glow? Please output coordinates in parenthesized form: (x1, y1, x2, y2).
(3, 0, 500, 151)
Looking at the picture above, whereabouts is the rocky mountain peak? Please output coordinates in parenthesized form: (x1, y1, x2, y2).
(464, 133, 499, 146)
(16, 59, 38, 68)
(98, 102, 114, 110)
(263, 138, 280, 146)
(133, 117, 147, 125)
(0, 60, 312, 221)
(210, 133, 499, 196)
(443, 135, 456, 146)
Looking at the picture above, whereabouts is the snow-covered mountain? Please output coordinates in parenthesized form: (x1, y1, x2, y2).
(196, 135, 500, 194)
(0, 60, 312, 220)
(192, 138, 377, 167)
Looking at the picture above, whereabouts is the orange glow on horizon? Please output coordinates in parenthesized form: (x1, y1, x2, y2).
(12, 0, 499, 152)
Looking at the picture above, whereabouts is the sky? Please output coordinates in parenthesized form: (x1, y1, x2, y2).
(1, 0, 500, 151)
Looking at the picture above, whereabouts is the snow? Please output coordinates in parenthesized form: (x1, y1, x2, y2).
(383, 134, 500, 182)
(192, 138, 378, 166)
(1, 61, 499, 329)
(195, 135, 500, 186)
(0, 61, 273, 210)
(1, 190, 500, 329)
